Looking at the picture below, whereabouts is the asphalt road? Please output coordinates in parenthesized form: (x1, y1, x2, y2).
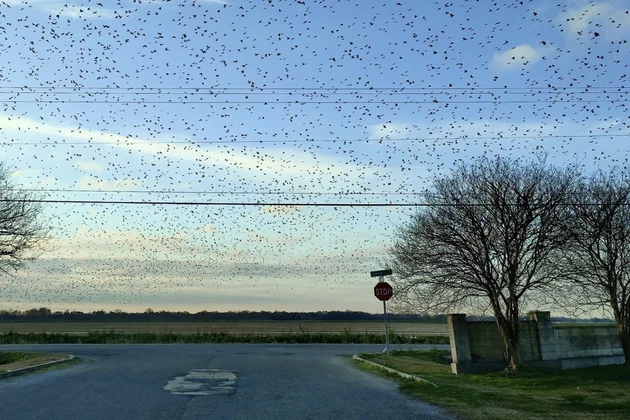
(0, 344, 456, 420)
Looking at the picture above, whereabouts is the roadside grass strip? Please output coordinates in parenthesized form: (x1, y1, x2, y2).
(0, 351, 39, 366)
(0, 352, 75, 378)
(352, 353, 438, 387)
(356, 349, 630, 420)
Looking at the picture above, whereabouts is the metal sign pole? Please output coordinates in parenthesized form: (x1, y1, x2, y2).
(381, 276, 390, 356)
(371, 270, 393, 356)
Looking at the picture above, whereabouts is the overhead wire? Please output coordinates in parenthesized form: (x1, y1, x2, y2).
(1, 134, 628, 146)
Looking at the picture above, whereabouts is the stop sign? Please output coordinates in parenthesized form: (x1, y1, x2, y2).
(374, 282, 393, 301)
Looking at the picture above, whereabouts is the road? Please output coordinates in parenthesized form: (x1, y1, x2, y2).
(0, 344, 455, 420)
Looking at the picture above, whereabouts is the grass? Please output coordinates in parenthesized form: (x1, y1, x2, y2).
(0, 351, 39, 365)
(0, 351, 73, 373)
(0, 330, 450, 345)
(553, 322, 617, 329)
(357, 350, 630, 420)
(0, 321, 449, 344)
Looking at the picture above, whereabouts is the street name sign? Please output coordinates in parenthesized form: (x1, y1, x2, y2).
(370, 269, 393, 278)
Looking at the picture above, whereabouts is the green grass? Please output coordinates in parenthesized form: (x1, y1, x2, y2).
(553, 322, 616, 329)
(0, 352, 39, 365)
(0, 330, 450, 345)
(357, 350, 630, 419)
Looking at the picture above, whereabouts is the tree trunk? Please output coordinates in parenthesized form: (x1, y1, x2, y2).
(496, 317, 520, 372)
(617, 322, 630, 364)
(612, 305, 630, 364)
(490, 296, 521, 372)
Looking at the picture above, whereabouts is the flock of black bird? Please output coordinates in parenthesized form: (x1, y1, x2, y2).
(0, 0, 628, 311)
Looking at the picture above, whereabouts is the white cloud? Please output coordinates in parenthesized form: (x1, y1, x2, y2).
(564, 2, 614, 32)
(76, 176, 139, 190)
(368, 123, 417, 139)
(74, 161, 103, 172)
(492, 44, 548, 71)
(0, 114, 379, 188)
(558, 1, 630, 38)
(4, 1, 117, 19)
(260, 205, 302, 217)
(368, 119, 559, 142)
(198, 224, 217, 233)
(52, 5, 116, 19)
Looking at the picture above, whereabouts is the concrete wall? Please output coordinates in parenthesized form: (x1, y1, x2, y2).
(448, 311, 625, 374)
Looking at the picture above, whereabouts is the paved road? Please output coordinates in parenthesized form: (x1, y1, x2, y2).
(0, 344, 455, 420)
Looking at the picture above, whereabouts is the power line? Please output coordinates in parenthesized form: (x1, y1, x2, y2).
(2, 199, 420, 206)
(0, 198, 621, 207)
(3, 91, 627, 96)
(1, 85, 627, 91)
(2, 133, 628, 146)
(1, 99, 623, 104)
(19, 189, 425, 195)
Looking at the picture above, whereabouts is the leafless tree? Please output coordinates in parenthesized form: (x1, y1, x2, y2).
(0, 162, 51, 276)
(389, 156, 577, 372)
(558, 168, 630, 362)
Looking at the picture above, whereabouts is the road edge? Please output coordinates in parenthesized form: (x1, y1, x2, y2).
(352, 354, 438, 387)
(0, 355, 76, 380)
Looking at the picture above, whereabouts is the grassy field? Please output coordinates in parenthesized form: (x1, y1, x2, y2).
(0, 321, 450, 344)
(357, 350, 630, 420)
(0, 321, 448, 335)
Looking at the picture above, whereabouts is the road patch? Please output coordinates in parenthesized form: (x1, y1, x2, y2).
(164, 369, 236, 396)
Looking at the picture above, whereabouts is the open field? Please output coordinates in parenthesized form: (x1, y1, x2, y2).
(0, 321, 448, 336)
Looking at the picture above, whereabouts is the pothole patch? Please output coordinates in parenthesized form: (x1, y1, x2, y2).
(164, 369, 236, 396)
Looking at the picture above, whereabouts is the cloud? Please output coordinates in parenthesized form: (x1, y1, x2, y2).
(4, 1, 117, 19)
(368, 123, 418, 140)
(368, 119, 559, 143)
(198, 224, 217, 233)
(0, 114, 381, 190)
(492, 44, 548, 71)
(51, 5, 116, 19)
(260, 205, 302, 217)
(74, 161, 103, 173)
(558, 1, 630, 38)
(76, 176, 140, 190)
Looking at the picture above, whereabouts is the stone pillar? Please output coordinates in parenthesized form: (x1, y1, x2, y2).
(447, 313, 472, 374)
(529, 310, 557, 362)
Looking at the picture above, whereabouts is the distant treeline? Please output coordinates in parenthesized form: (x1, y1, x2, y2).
(0, 307, 448, 323)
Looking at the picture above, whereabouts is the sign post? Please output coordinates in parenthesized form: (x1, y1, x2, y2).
(371, 269, 393, 355)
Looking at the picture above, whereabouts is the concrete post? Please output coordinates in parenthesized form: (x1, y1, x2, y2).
(529, 311, 557, 362)
(447, 313, 472, 374)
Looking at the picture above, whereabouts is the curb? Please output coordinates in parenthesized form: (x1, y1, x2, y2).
(352, 354, 439, 387)
(0, 355, 76, 380)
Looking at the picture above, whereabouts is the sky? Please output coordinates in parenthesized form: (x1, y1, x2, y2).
(0, 0, 629, 313)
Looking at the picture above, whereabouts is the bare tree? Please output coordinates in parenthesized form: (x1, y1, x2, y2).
(558, 168, 630, 362)
(389, 156, 577, 372)
(0, 162, 51, 276)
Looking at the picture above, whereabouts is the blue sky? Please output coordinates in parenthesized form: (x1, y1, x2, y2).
(0, 0, 629, 313)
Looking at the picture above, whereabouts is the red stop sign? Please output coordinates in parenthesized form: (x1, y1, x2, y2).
(374, 282, 393, 301)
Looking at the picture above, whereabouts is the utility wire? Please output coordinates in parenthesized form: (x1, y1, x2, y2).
(1, 85, 627, 91)
(2, 133, 628, 146)
(1, 99, 623, 104)
(0, 199, 621, 207)
(2, 199, 420, 206)
(19, 189, 425, 195)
